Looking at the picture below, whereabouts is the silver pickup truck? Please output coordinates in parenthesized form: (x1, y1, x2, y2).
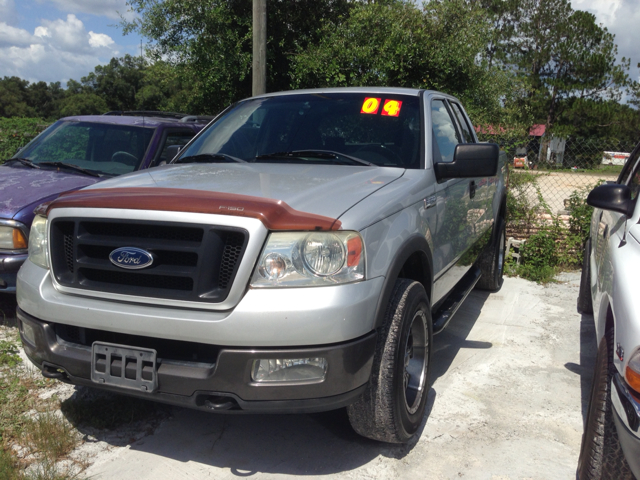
(17, 88, 507, 443)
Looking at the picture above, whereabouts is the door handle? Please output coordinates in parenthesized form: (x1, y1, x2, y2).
(469, 181, 476, 199)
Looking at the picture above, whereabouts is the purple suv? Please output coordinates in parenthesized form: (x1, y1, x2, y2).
(0, 113, 209, 293)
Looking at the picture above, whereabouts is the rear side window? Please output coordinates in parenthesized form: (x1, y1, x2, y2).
(155, 131, 196, 165)
(451, 103, 474, 143)
(431, 100, 460, 164)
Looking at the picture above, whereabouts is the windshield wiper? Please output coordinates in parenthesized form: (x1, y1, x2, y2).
(4, 158, 40, 169)
(175, 153, 247, 164)
(256, 150, 376, 167)
(38, 162, 101, 178)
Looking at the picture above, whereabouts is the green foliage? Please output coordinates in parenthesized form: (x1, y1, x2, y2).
(505, 170, 598, 282)
(124, 0, 353, 114)
(0, 340, 21, 367)
(0, 118, 49, 161)
(486, 0, 630, 134)
(58, 94, 108, 117)
(80, 55, 147, 111)
(291, 0, 514, 126)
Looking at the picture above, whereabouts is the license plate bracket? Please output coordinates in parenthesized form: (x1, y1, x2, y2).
(91, 342, 157, 392)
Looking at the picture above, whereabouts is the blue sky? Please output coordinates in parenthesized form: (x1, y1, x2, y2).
(0, 0, 638, 88)
(0, 0, 143, 85)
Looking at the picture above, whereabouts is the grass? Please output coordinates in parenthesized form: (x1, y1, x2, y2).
(0, 328, 83, 480)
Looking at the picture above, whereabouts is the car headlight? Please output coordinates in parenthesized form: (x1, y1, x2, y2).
(28, 215, 49, 269)
(626, 349, 640, 394)
(0, 224, 28, 250)
(250, 231, 364, 287)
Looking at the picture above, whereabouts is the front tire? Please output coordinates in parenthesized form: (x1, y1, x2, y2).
(577, 331, 634, 479)
(476, 217, 506, 292)
(347, 279, 432, 443)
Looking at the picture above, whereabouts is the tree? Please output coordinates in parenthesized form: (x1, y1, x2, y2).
(0, 77, 35, 118)
(80, 54, 147, 111)
(292, 0, 519, 126)
(490, 0, 629, 134)
(123, 0, 353, 114)
(58, 93, 109, 117)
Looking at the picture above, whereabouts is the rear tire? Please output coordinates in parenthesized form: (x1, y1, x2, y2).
(347, 279, 432, 443)
(578, 239, 594, 314)
(577, 331, 634, 480)
(476, 217, 506, 292)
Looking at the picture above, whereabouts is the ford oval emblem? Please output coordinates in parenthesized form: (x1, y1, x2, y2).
(109, 247, 154, 270)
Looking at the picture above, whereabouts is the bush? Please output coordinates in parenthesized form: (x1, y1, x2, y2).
(0, 118, 49, 161)
(506, 177, 600, 282)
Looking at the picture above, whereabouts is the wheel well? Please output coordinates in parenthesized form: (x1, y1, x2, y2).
(605, 305, 615, 336)
(397, 251, 431, 301)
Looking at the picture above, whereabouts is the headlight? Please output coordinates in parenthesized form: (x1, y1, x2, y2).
(0, 224, 28, 250)
(28, 215, 49, 269)
(626, 349, 640, 394)
(251, 231, 364, 287)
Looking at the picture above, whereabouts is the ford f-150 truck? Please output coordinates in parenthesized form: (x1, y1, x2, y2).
(16, 88, 507, 443)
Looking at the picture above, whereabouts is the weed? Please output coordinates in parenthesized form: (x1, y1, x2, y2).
(23, 413, 79, 461)
(0, 340, 22, 368)
(0, 447, 21, 480)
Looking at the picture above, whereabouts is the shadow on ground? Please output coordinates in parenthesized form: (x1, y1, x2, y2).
(0, 294, 17, 327)
(64, 290, 491, 477)
(564, 312, 597, 424)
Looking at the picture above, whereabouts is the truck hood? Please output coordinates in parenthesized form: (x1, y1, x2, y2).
(87, 163, 405, 219)
(0, 165, 101, 220)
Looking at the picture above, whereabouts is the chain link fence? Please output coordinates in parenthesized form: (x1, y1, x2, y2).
(478, 133, 636, 240)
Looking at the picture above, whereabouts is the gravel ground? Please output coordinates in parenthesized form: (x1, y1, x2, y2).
(46, 272, 593, 480)
(0, 272, 595, 479)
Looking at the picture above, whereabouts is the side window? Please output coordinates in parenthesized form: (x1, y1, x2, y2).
(451, 103, 474, 143)
(626, 154, 640, 202)
(431, 99, 460, 163)
(156, 131, 195, 165)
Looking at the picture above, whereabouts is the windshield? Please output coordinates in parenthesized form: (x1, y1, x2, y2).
(14, 121, 154, 175)
(178, 93, 422, 168)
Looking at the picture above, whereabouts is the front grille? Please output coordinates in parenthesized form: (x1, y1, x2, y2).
(50, 218, 249, 303)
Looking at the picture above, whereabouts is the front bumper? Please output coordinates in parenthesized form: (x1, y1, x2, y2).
(0, 252, 27, 293)
(17, 307, 376, 414)
(612, 373, 640, 477)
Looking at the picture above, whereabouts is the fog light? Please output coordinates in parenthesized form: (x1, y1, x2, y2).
(251, 358, 327, 383)
(21, 321, 37, 345)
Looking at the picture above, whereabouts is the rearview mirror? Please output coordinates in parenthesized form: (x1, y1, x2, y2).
(434, 143, 499, 181)
(587, 184, 634, 217)
(165, 145, 183, 162)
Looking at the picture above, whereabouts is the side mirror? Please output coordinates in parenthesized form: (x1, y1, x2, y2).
(587, 184, 634, 217)
(434, 143, 499, 181)
(165, 145, 183, 162)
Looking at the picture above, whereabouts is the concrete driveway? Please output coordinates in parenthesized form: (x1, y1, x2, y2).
(78, 272, 595, 480)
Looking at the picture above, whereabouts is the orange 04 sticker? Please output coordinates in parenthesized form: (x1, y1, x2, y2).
(361, 97, 381, 114)
(381, 99, 402, 117)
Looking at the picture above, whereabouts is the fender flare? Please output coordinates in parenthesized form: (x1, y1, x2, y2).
(372, 235, 433, 329)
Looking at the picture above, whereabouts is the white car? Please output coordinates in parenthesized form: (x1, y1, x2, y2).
(577, 141, 640, 479)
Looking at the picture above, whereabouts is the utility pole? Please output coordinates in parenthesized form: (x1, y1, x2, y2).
(252, 0, 267, 96)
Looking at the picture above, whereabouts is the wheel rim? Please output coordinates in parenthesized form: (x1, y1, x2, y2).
(403, 309, 428, 414)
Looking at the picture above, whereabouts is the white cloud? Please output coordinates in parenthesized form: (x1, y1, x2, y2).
(0, 14, 118, 84)
(0, 23, 40, 48)
(40, 0, 136, 21)
(0, 0, 17, 24)
(88, 31, 114, 48)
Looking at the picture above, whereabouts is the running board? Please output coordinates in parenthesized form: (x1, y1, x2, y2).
(432, 266, 481, 335)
